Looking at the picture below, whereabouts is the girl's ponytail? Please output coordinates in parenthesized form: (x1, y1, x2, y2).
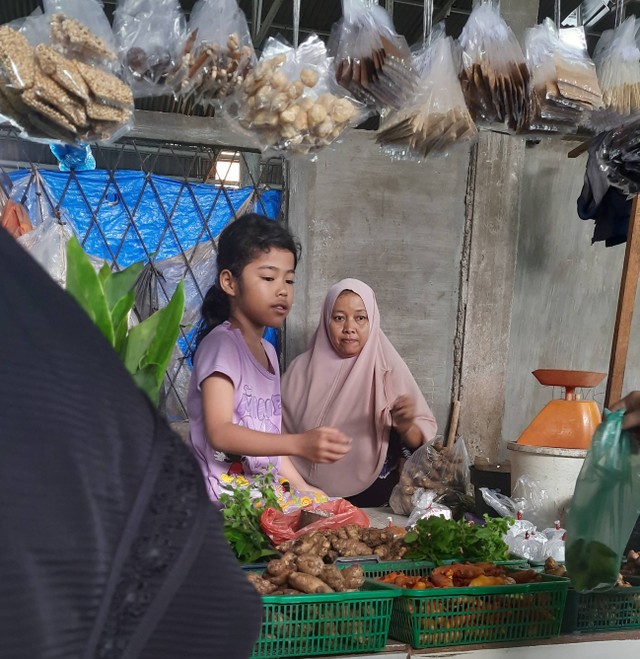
(196, 284, 230, 346)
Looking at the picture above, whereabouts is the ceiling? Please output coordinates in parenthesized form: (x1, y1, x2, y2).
(1, 0, 639, 115)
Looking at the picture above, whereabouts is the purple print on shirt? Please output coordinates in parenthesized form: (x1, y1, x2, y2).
(237, 385, 281, 433)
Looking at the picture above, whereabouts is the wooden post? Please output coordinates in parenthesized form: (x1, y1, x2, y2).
(605, 195, 640, 407)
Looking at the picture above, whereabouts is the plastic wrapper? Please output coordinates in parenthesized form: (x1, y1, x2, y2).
(406, 489, 453, 528)
(177, 0, 255, 106)
(525, 19, 602, 133)
(228, 34, 366, 155)
(50, 143, 96, 170)
(329, 0, 417, 112)
(508, 530, 547, 562)
(481, 486, 521, 518)
(565, 409, 640, 592)
(390, 437, 469, 516)
(511, 474, 551, 529)
(17, 218, 75, 286)
(113, 0, 188, 98)
(589, 16, 640, 131)
(377, 28, 477, 160)
(458, 0, 530, 132)
(0, 1, 134, 145)
(260, 498, 370, 546)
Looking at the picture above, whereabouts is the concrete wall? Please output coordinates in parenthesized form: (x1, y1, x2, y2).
(286, 131, 471, 434)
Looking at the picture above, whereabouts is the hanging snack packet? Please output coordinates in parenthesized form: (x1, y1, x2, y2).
(177, 0, 255, 107)
(227, 34, 364, 156)
(329, 0, 417, 113)
(590, 16, 640, 131)
(458, 0, 529, 132)
(0, 0, 134, 144)
(113, 0, 188, 98)
(377, 29, 477, 160)
(565, 410, 640, 592)
(526, 19, 602, 133)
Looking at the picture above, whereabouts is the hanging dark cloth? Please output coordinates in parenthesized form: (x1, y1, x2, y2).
(0, 225, 261, 659)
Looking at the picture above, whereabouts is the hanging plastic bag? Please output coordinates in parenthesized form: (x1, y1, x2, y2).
(18, 218, 75, 286)
(113, 0, 188, 98)
(590, 16, 640, 131)
(260, 498, 370, 546)
(177, 0, 255, 107)
(390, 437, 469, 516)
(227, 34, 366, 155)
(525, 19, 602, 133)
(458, 0, 530, 132)
(566, 409, 640, 592)
(329, 0, 417, 113)
(377, 27, 477, 160)
(406, 489, 453, 527)
(511, 474, 551, 529)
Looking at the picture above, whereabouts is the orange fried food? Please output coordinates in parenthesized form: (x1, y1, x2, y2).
(510, 569, 541, 584)
(468, 575, 515, 587)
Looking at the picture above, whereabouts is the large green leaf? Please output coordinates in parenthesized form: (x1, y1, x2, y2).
(111, 291, 135, 353)
(102, 261, 144, 311)
(130, 363, 163, 405)
(121, 280, 185, 383)
(66, 237, 114, 346)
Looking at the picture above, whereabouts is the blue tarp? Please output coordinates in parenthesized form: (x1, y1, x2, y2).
(9, 169, 282, 267)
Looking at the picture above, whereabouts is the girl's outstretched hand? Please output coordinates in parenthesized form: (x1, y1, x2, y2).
(611, 391, 640, 431)
(298, 427, 351, 463)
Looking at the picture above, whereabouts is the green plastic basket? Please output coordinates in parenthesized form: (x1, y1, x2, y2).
(562, 585, 640, 633)
(250, 582, 400, 659)
(362, 558, 528, 580)
(371, 564, 568, 649)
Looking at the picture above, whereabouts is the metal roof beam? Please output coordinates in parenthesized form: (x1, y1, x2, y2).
(255, 0, 286, 47)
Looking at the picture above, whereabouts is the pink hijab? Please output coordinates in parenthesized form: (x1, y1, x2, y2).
(282, 279, 437, 497)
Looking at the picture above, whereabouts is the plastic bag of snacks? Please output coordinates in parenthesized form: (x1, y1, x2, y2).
(525, 19, 602, 133)
(377, 27, 477, 160)
(0, 0, 134, 144)
(589, 16, 640, 131)
(113, 0, 188, 98)
(227, 34, 365, 155)
(329, 0, 417, 113)
(565, 409, 640, 592)
(458, 0, 529, 132)
(176, 0, 255, 107)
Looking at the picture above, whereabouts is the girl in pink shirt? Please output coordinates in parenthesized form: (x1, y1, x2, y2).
(187, 214, 351, 503)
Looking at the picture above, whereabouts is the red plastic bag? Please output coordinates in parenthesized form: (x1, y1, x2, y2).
(260, 499, 370, 546)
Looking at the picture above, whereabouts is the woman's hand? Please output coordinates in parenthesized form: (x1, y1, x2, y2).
(297, 427, 351, 463)
(611, 391, 640, 430)
(391, 395, 416, 434)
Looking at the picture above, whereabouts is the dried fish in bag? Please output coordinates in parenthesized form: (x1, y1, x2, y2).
(225, 34, 367, 156)
(377, 27, 477, 160)
(329, 0, 418, 113)
(525, 18, 602, 133)
(113, 0, 188, 98)
(458, 0, 530, 132)
(177, 0, 255, 107)
(589, 16, 640, 132)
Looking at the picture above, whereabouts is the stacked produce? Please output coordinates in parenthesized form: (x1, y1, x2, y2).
(458, 0, 529, 132)
(0, 2, 133, 143)
(330, 0, 417, 112)
(525, 19, 602, 133)
(622, 549, 640, 578)
(229, 34, 361, 155)
(247, 553, 366, 596)
(178, 0, 255, 106)
(377, 30, 477, 160)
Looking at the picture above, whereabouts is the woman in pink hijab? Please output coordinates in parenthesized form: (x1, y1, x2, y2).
(281, 278, 437, 507)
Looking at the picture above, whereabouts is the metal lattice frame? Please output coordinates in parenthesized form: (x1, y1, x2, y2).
(0, 126, 287, 419)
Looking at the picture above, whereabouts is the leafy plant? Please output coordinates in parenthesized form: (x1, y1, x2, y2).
(219, 468, 281, 564)
(65, 236, 185, 405)
(404, 514, 512, 564)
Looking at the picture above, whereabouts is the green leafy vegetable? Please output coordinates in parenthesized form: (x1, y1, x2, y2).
(404, 515, 512, 563)
(218, 468, 281, 564)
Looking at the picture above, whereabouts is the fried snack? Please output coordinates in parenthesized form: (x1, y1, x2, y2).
(50, 13, 117, 62)
(0, 26, 35, 89)
(35, 44, 90, 102)
(75, 60, 133, 109)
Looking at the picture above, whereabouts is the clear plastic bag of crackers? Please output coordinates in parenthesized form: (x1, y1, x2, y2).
(176, 0, 255, 108)
(225, 34, 369, 156)
(113, 0, 189, 98)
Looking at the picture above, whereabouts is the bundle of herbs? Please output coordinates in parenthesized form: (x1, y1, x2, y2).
(404, 514, 512, 564)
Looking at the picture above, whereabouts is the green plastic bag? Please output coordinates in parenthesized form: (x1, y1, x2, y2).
(565, 409, 640, 592)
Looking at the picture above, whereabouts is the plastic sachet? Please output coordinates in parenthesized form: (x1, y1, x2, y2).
(565, 409, 640, 592)
(525, 18, 602, 133)
(113, 0, 188, 98)
(177, 0, 255, 107)
(457, 0, 530, 132)
(406, 489, 453, 528)
(377, 27, 477, 160)
(329, 0, 417, 113)
(0, 1, 134, 144)
(594, 117, 640, 197)
(589, 16, 640, 131)
(227, 34, 366, 156)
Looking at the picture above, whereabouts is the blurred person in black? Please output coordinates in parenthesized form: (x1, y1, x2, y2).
(0, 225, 261, 659)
